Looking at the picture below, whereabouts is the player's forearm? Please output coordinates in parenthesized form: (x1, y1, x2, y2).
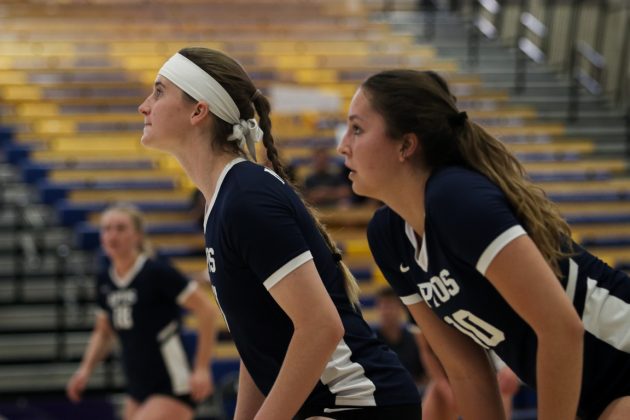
(193, 305, 217, 371)
(234, 361, 265, 420)
(536, 328, 583, 420)
(80, 328, 114, 374)
(254, 322, 343, 420)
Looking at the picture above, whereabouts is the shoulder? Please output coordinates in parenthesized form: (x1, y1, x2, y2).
(224, 164, 295, 217)
(230, 161, 286, 190)
(96, 267, 111, 283)
(368, 206, 403, 237)
(367, 206, 407, 255)
(426, 166, 503, 210)
(142, 258, 179, 276)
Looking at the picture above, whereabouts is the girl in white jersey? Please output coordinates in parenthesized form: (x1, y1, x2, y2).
(138, 48, 421, 420)
(337, 69, 630, 420)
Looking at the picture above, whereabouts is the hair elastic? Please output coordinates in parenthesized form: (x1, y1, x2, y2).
(448, 111, 468, 127)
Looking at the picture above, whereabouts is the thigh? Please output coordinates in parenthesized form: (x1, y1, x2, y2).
(133, 395, 194, 420)
(123, 396, 141, 420)
(599, 396, 630, 420)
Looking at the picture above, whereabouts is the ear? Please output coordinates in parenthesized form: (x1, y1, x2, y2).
(399, 133, 419, 162)
(190, 102, 210, 125)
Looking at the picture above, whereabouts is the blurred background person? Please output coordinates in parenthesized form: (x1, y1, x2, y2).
(302, 147, 352, 208)
(66, 203, 217, 420)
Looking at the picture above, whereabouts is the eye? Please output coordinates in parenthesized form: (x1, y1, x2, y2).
(351, 124, 362, 135)
(153, 88, 163, 98)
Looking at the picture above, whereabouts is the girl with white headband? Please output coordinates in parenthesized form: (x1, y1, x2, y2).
(138, 47, 422, 420)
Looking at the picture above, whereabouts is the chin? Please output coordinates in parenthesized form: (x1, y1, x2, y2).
(351, 182, 368, 198)
(352, 182, 379, 201)
(140, 135, 161, 151)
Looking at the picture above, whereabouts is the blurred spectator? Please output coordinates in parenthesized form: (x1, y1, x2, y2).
(302, 147, 352, 208)
(374, 287, 427, 388)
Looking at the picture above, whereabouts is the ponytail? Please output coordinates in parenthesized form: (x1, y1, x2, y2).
(457, 122, 573, 277)
(253, 94, 361, 307)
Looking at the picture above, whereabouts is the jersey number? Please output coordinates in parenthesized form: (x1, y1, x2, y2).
(444, 309, 505, 349)
(206, 247, 216, 273)
(113, 305, 133, 330)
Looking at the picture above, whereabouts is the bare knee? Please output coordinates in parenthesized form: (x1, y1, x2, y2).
(123, 397, 141, 420)
(133, 395, 193, 420)
(599, 396, 630, 420)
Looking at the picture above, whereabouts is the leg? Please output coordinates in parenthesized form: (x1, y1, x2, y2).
(133, 395, 194, 420)
(123, 396, 141, 420)
(599, 396, 630, 420)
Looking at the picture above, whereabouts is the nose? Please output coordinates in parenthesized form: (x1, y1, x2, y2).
(138, 96, 150, 116)
(337, 129, 351, 157)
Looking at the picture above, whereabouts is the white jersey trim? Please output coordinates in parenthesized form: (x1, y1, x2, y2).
(583, 277, 630, 352)
(476, 225, 527, 275)
(159, 325, 191, 395)
(404, 222, 428, 272)
(324, 407, 361, 413)
(203, 157, 247, 233)
(109, 254, 147, 289)
(320, 338, 377, 407)
(176, 280, 198, 306)
(566, 258, 578, 303)
(400, 293, 423, 305)
(263, 250, 313, 290)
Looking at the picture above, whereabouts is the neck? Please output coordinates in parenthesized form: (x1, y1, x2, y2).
(113, 252, 140, 278)
(378, 167, 430, 236)
(171, 137, 241, 203)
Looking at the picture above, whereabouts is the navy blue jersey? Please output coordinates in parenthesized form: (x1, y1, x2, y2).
(96, 256, 197, 396)
(203, 158, 419, 411)
(368, 166, 630, 419)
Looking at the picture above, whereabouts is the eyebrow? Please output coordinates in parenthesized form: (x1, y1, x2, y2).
(348, 115, 365, 122)
(154, 81, 165, 89)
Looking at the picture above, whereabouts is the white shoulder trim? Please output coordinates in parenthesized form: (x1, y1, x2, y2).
(176, 280, 199, 306)
(476, 225, 527, 275)
(203, 157, 247, 232)
(263, 251, 313, 290)
(400, 293, 423, 305)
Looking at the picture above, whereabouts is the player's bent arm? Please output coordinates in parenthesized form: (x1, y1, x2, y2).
(256, 260, 345, 420)
(485, 235, 583, 420)
(417, 331, 448, 382)
(67, 312, 116, 402)
(234, 360, 266, 420)
(181, 287, 218, 401)
(79, 311, 116, 375)
(408, 302, 505, 420)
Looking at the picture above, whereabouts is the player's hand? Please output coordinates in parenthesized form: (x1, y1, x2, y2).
(497, 367, 520, 396)
(190, 366, 214, 402)
(66, 368, 90, 403)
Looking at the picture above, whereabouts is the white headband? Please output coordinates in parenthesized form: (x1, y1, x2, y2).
(158, 53, 263, 160)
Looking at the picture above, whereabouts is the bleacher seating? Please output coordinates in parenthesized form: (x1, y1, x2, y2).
(1, 0, 628, 418)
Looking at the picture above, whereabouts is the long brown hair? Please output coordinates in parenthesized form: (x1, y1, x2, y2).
(178, 47, 360, 305)
(362, 69, 572, 277)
